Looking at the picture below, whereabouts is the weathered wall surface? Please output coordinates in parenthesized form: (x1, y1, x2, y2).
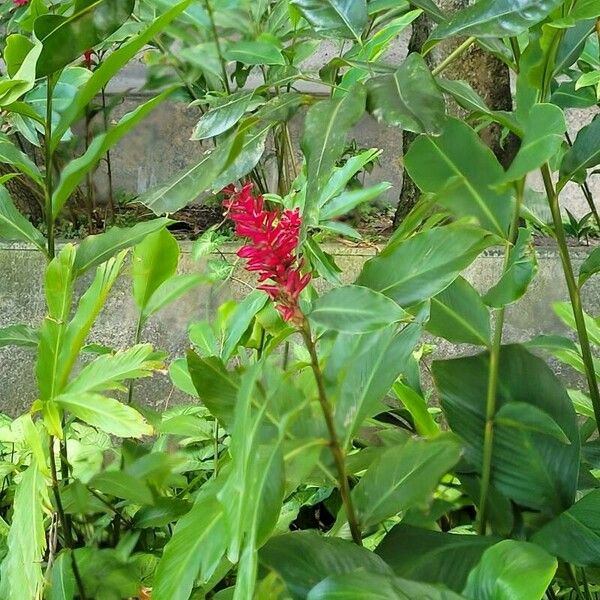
(1, 243, 597, 415)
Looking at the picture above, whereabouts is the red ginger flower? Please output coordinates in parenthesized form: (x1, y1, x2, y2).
(13, 0, 29, 6)
(224, 184, 311, 324)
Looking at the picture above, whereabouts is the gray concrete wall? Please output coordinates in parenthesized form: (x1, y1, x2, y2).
(0, 242, 597, 415)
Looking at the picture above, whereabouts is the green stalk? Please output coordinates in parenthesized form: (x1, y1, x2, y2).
(204, 0, 231, 94)
(478, 180, 523, 535)
(541, 164, 600, 431)
(301, 321, 362, 546)
(44, 75, 56, 259)
(127, 314, 144, 404)
(431, 37, 476, 77)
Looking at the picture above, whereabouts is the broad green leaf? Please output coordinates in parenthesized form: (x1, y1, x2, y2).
(0, 462, 48, 600)
(73, 218, 172, 275)
(187, 351, 239, 426)
(392, 382, 440, 438)
(320, 182, 391, 220)
(34, 0, 136, 77)
(405, 119, 514, 238)
(552, 0, 600, 27)
(333, 324, 421, 447)
(430, 0, 564, 39)
(47, 551, 75, 600)
(132, 228, 180, 313)
(221, 291, 269, 360)
(4, 34, 34, 78)
(52, 89, 172, 218)
(483, 228, 537, 308)
(89, 471, 153, 505)
(260, 531, 392, 599)
(437, 78, 491, 115)
(376, 524, 498, 592)
(169, 359, 199, 398)
(51, 0, 193, 150)
(153, 496, 228, 600)
(0, 186, 47, 253)
(367, 53, 446, 135)
(532, 489, 600, 566)
(554, 20, 595, 73)
(55, 393, 153, 438)
(579, 247, 600, 287)
(224, 40, 286, 65)
(0, 323, 38, 348)
(551, 81, 597, 109)
(309, 285, 408, 333)
(307, 571, 465, 600)
(0, 38, 42, 107)
(191, 91, 255, 140)
(463, 540, 557, 600)
(0, 133, 43, 184)
(302, 85, 366, 224)
(560, 113, 600, 182)
(356, 224, 494, 307)
(427, 276, 491, 346)
(290, 0, 368, 40)
(433, 345, 580, 514)
(143, 273, 205, 320)
(502, 104, 566, 182)
(353, 434, 462, 528)
(553, 301, 600, 346)
(64, 344, 158, 395)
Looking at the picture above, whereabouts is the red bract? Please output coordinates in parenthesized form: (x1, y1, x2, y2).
(83, 49, 94, 70)
(13, 0, 28, 6)
(224, 184, 311, 324)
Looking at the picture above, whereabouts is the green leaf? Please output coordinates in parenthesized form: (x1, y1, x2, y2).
(47, 551, 75, 600)
(89, 471, 153, 505)
(553, 301, 600, 346)
(551, 81, 597, 109)
(502, 104, 566, 182)
(463, 540, 557, 600)
(309, 285, 408, 333)
(437, 78, 491, 115)
(52, 89, 172, 218)
(532, 489, 600, 566)
(191, 91, 255, 140)
(4, 34, 34, 78)
(0, 38, 42, 108)
(73, 218, 172, 276)
(0, 133, 43, 184)
(367, 53, 446, 135)
(405, 119, 514, 238)
(290, 0, 368, 40)
(0, 186, 47, 253)
(433, 345, 580, 514)
(483, 228, 537, 308)
(55, 393, 153, 438)
(0, 462, 48, 600)
(307, 571, 465, 600)
(302, 85, 366, 224)
(187, 351, 239, 426)
(357, 224, 494, 307)
(430, 0, 564, 39)
(392, 382, 440, 438)
(51, 0, 193, 150)
(579, 247, 600, 287)
(0, 323, 38, 348)
(320, 182, 391, 220)
(560, 113, 600, 182)
(224, 40, 286, 65)
(260, 531, 392, 599)
(427, 276, 491, 346)
(132, 228, 180, 313)
(34, 0, 136, 77)
(64, 344, 159, 395)
(552, 0, 600, 27)
(353, 434, 462, 528)
(152, 496, 228, 600)
(143, 273, 205, 320)
(333, 324, 421, 447)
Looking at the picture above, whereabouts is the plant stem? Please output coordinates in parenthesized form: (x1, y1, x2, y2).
(431, 36, 476, 77)
(44, 75, 56, 259)
(301, 321, 362, 546)
(541, 164, 600, 430)
(478, 180, 523, 535)
(101, 87, 116, 226)
(127, 314, 144, 404)
(49, 437, 87, 599)
(204, 0, 231, 94)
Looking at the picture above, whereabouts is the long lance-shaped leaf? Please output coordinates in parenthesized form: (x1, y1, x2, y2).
(52, 88, 174, 218)
(51, 0, 193, 151)
(0, 186, 47, 253)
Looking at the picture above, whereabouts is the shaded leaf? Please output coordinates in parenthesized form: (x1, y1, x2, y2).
(0, 185, 47, 253)
(290, 0, 368, 40)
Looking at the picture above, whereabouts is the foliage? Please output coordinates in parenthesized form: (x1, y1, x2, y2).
(0, 0, 599, 599)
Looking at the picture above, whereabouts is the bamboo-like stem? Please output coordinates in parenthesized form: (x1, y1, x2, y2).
(301, 321, 362, 545)
(478, 180, 523, 534)
(44, 75, 56, 259)
(541, 164, 600, 431)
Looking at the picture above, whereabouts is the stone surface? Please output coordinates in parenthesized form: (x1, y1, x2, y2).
(0, 242, 598, 416)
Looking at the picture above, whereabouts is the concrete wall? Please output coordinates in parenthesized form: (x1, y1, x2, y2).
(1, 242, 598, 416)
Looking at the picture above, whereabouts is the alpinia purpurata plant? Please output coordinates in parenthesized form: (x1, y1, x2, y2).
(0, 0, 599, 599)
